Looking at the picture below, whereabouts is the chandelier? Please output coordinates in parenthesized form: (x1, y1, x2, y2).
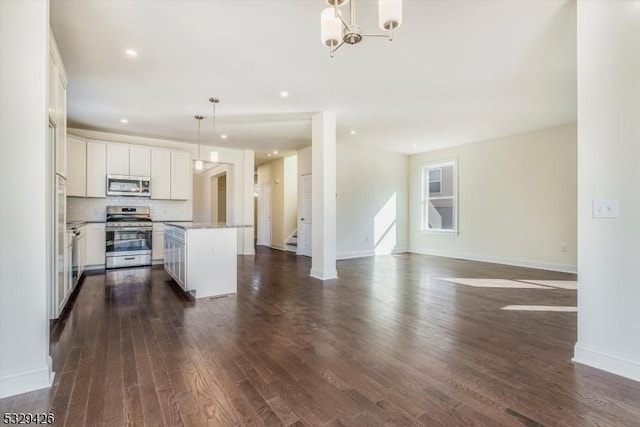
(320, 0, 403, 57)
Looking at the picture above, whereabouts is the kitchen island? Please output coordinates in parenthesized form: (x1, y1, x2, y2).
(163, 223, 251, 298)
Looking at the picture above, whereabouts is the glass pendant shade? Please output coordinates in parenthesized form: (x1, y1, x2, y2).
(210, 151, 219, 162)
(194, 160, 203, 171)
(321, 7, 343, 47)
(378, 0, 403, 31)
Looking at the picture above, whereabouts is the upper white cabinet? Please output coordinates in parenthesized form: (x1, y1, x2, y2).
(171, 151, 190, 200)
(49, 30, 67, 178)
(129, 146, 151, 176)
(68, 137, 189, 200)
(67, 136, 87, 197)
(106, 144, 151, 177)
(106, 144, 130, 175)
(151, 149, 171, 199)
(86, 140, 106, 198)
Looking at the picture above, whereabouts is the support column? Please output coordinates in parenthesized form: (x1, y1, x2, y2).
(310, 112, 338, 280)
(0, 0, 53, 398)
(242, 149, 256, 255)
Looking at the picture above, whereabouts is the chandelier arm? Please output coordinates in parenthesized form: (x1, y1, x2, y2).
(333, 4, 350, 31)
(329, 40, 345, 58)
(362, 33, 393, 38)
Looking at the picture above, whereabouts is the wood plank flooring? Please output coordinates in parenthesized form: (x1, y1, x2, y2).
(2, 248, 640, 426)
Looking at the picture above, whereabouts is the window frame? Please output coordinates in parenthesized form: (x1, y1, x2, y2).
(420, 159, 458, 234)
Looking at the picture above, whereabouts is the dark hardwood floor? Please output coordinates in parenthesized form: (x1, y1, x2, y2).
(2, 248, 640, 426)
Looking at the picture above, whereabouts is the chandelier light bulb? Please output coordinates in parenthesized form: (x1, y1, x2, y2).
(195, 160, 203, 171)
(321, 7, 343, 47)
(378, 0, 403, 31)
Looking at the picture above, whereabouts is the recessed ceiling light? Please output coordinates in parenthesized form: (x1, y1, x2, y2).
(412, 143, 417, 148)
(273, 150, 278, 154)
(280, 91, 289, 98)
(120, 118, 128, 124)
(125, 49, 138, 57)
(350, 130, 356, 135)
(221, 134, 228, 139)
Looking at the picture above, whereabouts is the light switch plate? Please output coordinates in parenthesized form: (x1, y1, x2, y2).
(592, 200, 619, 218)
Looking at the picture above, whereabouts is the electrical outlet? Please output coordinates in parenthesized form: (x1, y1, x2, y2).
(592, 200, 619, 218)
(561, 243, 568, 253)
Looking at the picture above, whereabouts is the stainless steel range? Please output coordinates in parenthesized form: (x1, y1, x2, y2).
(105, 206, 152, 269)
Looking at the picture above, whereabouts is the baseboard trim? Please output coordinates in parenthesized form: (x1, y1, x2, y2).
(309, 268, 338, 281)
(337, 247, 409, 261)
(408, 247, 577, 273)
(0, 361, 54, 399)
(573, 344, 640, 382)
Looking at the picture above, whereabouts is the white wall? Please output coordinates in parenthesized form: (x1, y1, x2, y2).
(68, 128, 255, 254)
(409, 124, 577, 272)
(0, 0, 53, 398)
(193, 164, 228, 223)
(574, 1, 640, 381)
(336, 144, 409, 259)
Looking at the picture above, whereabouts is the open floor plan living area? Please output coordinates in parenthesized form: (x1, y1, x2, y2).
(2, 1, 640, 426)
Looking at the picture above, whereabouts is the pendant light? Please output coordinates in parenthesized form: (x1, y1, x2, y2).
(209, 97, 220, 162)
(194, 115, 204, 171)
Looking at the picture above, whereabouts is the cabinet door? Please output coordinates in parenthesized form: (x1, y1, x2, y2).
(106, 144, 130, 175)
(171, 151, 190, 200)
(55, 75, 67, 178)
(86, 141, 106, 197)
(129, 146, 151, 177)
(67, 136, 87, 197)
(48, 50, 57, 123)
(151, 149, 171, 199)
(152, 231, 164, 260)
(77, 233, 87, 282)
(86, 223, 106, 266)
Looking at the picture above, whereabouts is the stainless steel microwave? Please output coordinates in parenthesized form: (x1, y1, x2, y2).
(106, 175, 151, 197)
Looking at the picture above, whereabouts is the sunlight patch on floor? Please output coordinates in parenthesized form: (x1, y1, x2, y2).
(518, 280, 577, 290)
(439, 278, 550, 289)
(501, 305, 577, 312)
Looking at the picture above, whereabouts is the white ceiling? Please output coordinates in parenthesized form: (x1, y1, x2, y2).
(51, 0, 576, 164)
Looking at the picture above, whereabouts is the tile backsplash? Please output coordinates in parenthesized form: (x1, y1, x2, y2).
(67, 197, 192, 222)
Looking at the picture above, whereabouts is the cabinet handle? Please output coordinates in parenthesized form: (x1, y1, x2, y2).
(124, 257, 135, 260)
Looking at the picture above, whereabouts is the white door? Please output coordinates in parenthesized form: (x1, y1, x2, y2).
(298, 174, 312, 257)
(257, 184, 271, 246)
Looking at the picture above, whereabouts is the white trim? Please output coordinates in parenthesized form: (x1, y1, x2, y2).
(573, 344, 640, 382)
(309, 268, 338, 281)
(420, 158, 458, 233)
(408, 247, 577, 273)
(337, 247, 409, 261)
(241, 249, 256, 256)
(0, 360, 54, 399)
(270, 244, 287, 251)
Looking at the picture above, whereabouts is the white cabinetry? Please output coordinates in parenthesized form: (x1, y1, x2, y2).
(171, 151, 190, 200)
(130, 146, 151, 176)
(151, 149, 171, 199)
(152, 223, 165, 261)
(86, 141, 106, 197)
(49, 30, 67, 178)
(67, 136, 87, 197)
(107, 144, 151, 177)
(86, 223, 106, 267)
(163, 225, 238, 298)
(106, 144, 130, 175)
(77, 226, 87, 279)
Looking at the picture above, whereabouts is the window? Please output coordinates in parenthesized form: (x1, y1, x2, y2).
(422, 160, 457, 232)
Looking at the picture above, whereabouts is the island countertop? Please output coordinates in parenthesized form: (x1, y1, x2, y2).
(164, 222, 252, 230)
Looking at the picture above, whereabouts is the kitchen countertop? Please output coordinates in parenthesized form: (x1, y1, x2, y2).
(66, 220, 104, 229)
(164, 222, 252, 230)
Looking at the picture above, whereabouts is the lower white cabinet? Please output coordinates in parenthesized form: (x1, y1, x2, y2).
(86, 223, 106, 267)
(152, 223, 164, 260)
(164, 226, 186, 290)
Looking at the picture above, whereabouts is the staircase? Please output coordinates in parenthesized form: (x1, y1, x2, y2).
(285, 230, 298, 253)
